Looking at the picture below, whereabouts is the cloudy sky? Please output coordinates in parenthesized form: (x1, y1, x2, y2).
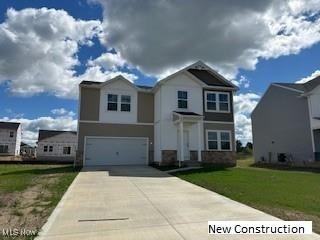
(0, 0, 320, 145)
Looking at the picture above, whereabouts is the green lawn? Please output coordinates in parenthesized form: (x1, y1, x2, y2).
(173, 155, 320, 233)
(0, 164, 79, 239)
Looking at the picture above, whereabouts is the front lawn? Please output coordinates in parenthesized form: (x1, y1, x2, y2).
(0, 164, 79, 239)
(173, 156, 320, 233)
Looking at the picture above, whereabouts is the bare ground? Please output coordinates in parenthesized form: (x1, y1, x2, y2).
(0, 174, 61, 239)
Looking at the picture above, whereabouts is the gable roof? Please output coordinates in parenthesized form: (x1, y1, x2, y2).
(0, 121, 20, 130)
(80, 78, 152, 91)
(38, 130, 77, 141)
(80, 61, 238, 92)
(187, 69, 234, 87)
(273, 76, 320, 94)
(153, 61, 238, 91)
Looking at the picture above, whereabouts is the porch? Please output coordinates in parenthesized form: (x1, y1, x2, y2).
(172, 111, 203, 167)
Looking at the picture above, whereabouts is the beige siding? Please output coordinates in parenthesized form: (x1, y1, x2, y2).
(80, 87, 100, 121)
(203, 122, 235, 151)
(137, 92, 154, 123)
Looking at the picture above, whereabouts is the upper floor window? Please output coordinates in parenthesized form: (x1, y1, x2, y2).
(107, 94, 131, 112)
(107, 94, 118, 111)
(205, 91, 230, 112)
(44, 146, 48, 152)
(121, 95, 131, 112)
(177, 91, 188, 109)
(49, 146, 53, 152)
(206, 130, 232, 151)
(9, 131, 14, 138)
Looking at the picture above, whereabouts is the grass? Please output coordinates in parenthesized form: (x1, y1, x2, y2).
(173, 153, 320, 233)
(0, 164, 79, 239)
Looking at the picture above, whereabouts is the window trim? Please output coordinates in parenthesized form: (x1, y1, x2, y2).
(107, 94, 118, 111)
(106, 93, 132, 112)
(43, 145, 48, 152)
(120, 95, 131, 112)
(206, 130, 232, 151)
(177, 90, 188, 109)
(204, 91, 231, 113)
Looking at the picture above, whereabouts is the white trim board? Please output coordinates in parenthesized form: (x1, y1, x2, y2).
(204, 90, 231, 113)
(79, 120, 154, 125)
(205, 129, 233, 151)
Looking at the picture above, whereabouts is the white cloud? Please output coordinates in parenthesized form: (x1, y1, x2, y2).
(231, 75, 250, 89)
(1, 112, 77, 146)
(88, 51, 127, 70)
(96, 0, 320, 78)
(234, 93, 261, 143)
(296, 69, 320, 83)
(78, 65, 138, 83)
(0, 8, 101, 98)
(51, 108, 76, 117)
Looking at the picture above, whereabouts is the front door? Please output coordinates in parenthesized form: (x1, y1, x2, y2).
(183, 130, 190, 160)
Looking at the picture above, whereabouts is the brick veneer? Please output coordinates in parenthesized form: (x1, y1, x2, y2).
(161, 150, 177, 166)
(201, 151, 236, 167)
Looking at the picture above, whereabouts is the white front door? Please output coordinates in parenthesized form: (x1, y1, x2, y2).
(183, 130, 190, 160)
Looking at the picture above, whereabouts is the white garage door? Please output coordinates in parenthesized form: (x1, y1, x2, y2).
(84, 137, 148, 166)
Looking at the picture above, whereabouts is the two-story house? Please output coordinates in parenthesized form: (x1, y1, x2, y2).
(76, 61, 238, 167)
(37, 130, 77, 162)
(251, 76, 320, 165)
(0, 121, 21, 156)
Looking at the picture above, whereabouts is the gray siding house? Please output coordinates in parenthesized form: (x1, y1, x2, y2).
(76, 61, 238, 167)
(251, 76, 320, 165)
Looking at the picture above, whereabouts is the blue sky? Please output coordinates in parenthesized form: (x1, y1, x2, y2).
(0, 0, 319, 144)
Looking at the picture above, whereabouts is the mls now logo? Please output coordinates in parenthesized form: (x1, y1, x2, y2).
(2, 228, 38, 238)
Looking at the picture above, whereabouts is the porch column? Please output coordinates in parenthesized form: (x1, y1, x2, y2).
(179, 120, 184, 167)
(197, 121, 202, 162)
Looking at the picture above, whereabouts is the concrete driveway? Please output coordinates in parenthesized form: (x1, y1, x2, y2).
(37, 166, 319, 240)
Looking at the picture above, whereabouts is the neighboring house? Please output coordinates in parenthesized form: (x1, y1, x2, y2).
(251, 76, 320, 165)
(37, 130, 77, 162)
(0, 121, 21, 156)
(77, 61, 238, 167)
(20, 142, 36, 157)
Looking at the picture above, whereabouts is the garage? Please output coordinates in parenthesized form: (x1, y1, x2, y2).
(84, 137, 148, 166)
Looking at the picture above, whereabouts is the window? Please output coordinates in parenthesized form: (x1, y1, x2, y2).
(205, 91, 230, 112)
(207, 130, 232, 151)
(177, 91, 188, 109)
(44, 146, 48, 152)
(107, 94, 118, 111)
(0, 145, 8, 153)
(63, 146, 71, 155)
(219, 93, 229, 111)
(49, 146, 53, 152)
(121, 95, 131, 112)
(9, 131, 14, 138)
(207, 131, 218, 150)
(206, 93, 216, 111)
(220, 131, 231, 150)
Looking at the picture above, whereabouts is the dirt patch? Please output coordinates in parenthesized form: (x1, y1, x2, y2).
(0, 174, 61, 237)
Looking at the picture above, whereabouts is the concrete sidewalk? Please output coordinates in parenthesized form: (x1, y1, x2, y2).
(37, 166, 319, 240)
